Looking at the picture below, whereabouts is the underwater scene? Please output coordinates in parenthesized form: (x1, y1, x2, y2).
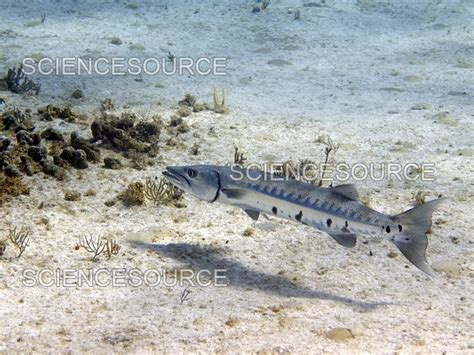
(0, 0, 472, 353)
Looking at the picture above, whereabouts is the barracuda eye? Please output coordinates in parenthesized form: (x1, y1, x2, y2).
(187, 169, 198, 178)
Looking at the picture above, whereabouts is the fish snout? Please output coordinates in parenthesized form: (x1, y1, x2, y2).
(163, 166, 188, 188)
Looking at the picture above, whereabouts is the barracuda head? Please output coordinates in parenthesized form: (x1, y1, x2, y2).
(163, 165, 221, 202)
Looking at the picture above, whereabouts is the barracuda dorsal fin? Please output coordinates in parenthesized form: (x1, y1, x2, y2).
(328, 232, 357, 248)
(244, 209, 260, 221)
(332, 184, 359, 201)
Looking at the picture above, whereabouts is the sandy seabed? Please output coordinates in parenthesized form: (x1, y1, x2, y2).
(0, 0, 473, 353)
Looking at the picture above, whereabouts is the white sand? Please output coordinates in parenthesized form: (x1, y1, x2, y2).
(0, 0, 473, 353)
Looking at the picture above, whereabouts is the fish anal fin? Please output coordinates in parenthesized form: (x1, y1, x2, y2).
(244, 209, 260, 221)
(332, 184, 359, 201)
(328, 232, 357, 248)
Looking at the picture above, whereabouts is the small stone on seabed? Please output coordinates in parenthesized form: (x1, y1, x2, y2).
(433, 112, 458, 126)
(64, 190, 81, 201)
(242, 227, 256, 237)
(387, 251, 398, 258)
(71, 89, 84, 99)
(325, 328, 354, 341)
(432, 259, 465, 277)
(410, 103, 431, 110)
(110, 37, 122, 45)
(456, 148, 474, 157)
(415, 338, 426, 346)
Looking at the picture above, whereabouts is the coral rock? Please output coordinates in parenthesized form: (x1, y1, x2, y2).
(27, 145, 48, 162)
(41, 127, 64, 141)
(4, 164, 20, 177)
(60, 147, 88, 169)
(104, 157, 122, 170)
(40, 158, 61, 177)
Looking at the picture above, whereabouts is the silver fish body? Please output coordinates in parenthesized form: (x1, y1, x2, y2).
(163, 164, 445, 275)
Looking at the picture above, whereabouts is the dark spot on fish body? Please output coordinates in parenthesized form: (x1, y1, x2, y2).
(345, 221, 349, 228)
(398, 224, 403, 232)
(386, 226, 391, 233)
(326, 218, 332, 227)
(272, 206, 277, 215)
(295, 211, 303, 222)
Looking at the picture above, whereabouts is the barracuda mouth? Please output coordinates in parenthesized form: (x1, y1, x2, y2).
(162, 167, 190, 189)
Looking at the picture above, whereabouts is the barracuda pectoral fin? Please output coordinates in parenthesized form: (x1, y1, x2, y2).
(327, 232, 357, 248)
(331, 184, 359, 201)
(221, 188, 248, 199)
(244, 209, 260, 221)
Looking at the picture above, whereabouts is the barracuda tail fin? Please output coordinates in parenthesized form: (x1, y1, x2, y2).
(391, 198, 447, 276)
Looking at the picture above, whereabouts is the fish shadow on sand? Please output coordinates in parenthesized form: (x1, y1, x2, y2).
(129, 240, 391, 312)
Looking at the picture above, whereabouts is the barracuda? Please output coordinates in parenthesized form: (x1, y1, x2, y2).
(163, 164, 445, 276)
